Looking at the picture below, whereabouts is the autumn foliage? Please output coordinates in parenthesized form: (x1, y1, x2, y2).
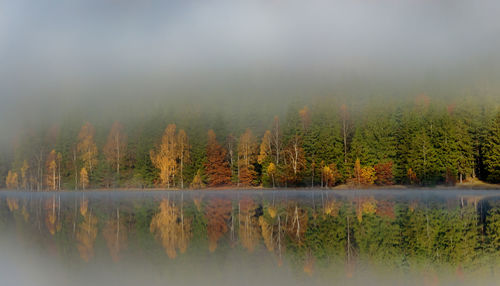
(206, 198, 232, 252)
(352, 158, 376, 186)
(374, 161, 394, 185)
(237, 129, 257, 186)
(205, 130, 232, 187)
(150, 199, 192, 259)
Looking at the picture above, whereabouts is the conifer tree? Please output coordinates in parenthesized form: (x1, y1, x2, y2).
(205, 130, 231, 187)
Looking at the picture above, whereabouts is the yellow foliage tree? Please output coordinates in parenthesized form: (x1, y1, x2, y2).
(352, 158, 376, 186)
(324, 199, 339, 217)
(357, 197, 377, 222)
(190, 169, 205, 189)
(150, 124, 178, 188)
(150, 199, 192, 259)
(6, 170, 19, 189)
(77, 122, 98, 176)
(80, 168, 89, 190)
(267, 162, 277, 188)
(6, 197, 19, 211)
(45, 150, 59, 190)
(76, 204, 98, 262)
(360, 166, 376, 185)
(322, 163, 340, 187)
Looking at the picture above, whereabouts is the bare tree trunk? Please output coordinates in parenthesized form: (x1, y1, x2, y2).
(116, 207, 120, 249)
(180, 155, 184, 189)
(73, 148, 78, 190)
(116, 133, 120, 181)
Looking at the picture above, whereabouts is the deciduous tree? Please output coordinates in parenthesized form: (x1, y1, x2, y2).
(150, 124, 178, 188)
(284, 135, 305, 184)
(237, 129, 257, 186)
(80, 167, 89, 190)
(6, 170, 19, 189)
(103, 121, 127, 182)
(77, 122, 98, 177)
(205, 130, 232, 187)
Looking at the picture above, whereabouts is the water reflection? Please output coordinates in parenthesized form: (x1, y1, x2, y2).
(1, 190, 500, 285)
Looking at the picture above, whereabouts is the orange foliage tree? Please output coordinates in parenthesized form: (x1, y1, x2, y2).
(374, 161, 394, 185)
(205, 130, 232, 187)
(205, 198, 232, 252)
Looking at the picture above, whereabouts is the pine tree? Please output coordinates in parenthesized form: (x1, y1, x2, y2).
(484, 111, 500, 183)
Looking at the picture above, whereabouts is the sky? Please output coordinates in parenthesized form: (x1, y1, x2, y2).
(0, 0, 499, 145)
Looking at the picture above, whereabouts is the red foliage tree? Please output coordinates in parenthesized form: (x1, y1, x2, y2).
(206, 198, 232, 252)
(374, 161, 394, 185)
(205, 130, 232, 187)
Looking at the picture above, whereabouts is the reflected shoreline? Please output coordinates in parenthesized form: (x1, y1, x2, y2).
(2, 189, 500, 285)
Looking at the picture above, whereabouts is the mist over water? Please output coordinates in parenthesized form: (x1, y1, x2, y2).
(1, 2, 500, 283)
(1, 190, 500, 286)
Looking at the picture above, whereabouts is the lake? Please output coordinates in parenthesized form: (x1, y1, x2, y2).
(1, 189, 500, 286)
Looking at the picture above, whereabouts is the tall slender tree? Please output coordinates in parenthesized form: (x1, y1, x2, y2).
(103, 121, 127, 183)
(237, 129, 257, 186)
(77, 122, 98, 177)
(150, 124, 178, 188)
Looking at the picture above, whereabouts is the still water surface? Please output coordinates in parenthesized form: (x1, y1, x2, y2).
(1, 189, 500, 286)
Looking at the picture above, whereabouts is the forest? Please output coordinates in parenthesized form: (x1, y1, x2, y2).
(1, 93, 499, 190)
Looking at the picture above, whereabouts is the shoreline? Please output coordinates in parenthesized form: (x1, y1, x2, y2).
(1, 182, 500, 192)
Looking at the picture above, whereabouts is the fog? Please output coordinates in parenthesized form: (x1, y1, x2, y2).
(2, 190, 500, 286)
(1, 0, 500, 147)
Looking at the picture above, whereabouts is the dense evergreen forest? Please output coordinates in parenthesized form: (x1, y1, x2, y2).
(1, 93, 499, 190)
